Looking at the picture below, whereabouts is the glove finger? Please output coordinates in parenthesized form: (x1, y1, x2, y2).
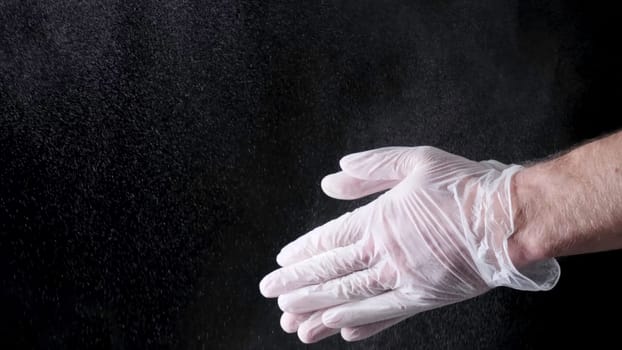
(321, 171, 400, 200)
(278, 262, 394, 313)
(321, 290, 429, 328)
(260, 243, 369, 298)
(341, 315, 409, 342)
(280, 312, 312, 333)
(339, 147, 421, 181)
(340, 146, 496, 182)
(276, 207, 368, 267)
(297, 310, 341, 344)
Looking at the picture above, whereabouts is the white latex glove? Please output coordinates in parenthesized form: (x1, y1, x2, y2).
(259, 146, 560, 343)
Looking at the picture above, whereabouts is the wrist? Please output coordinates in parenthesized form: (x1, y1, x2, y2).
(485, 164, 562, 291)
(507, 165, 553, 268)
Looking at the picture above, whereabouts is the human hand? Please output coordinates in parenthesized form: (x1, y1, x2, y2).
(260, 146, 560, 343)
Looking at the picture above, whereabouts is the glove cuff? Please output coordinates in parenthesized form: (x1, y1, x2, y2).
(479, 165, 561, 291)
(498, 165, 560, 291)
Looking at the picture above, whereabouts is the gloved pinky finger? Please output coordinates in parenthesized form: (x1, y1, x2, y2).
(341, 315, 409, 342)
(280, 312, 313, 333)
(297, 310, 341, 344)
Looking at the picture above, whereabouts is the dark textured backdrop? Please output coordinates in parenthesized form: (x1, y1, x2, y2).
(1, 0, 621, 349)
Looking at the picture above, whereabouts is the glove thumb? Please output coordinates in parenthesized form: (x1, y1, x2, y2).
(321, 147, 421, 200)
(339, 147, 425, 180)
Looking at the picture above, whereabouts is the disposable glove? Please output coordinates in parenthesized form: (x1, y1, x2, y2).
(260, 146, 560, 343)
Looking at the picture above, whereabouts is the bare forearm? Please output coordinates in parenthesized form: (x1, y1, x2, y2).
(509, 131, 622, 267)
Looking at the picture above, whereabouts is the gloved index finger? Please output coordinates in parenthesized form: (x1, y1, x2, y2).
(260, 243, 370, 298)
(276, 208, 366, 266)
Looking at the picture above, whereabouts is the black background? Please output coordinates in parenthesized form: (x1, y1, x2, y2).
(1, 0, 621, 349)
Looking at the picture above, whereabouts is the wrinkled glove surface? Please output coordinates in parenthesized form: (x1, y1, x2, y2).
(260, 146, 560, 343)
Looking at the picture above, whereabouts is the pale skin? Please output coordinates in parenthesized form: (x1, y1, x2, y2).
(509, 130, 622, 267)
